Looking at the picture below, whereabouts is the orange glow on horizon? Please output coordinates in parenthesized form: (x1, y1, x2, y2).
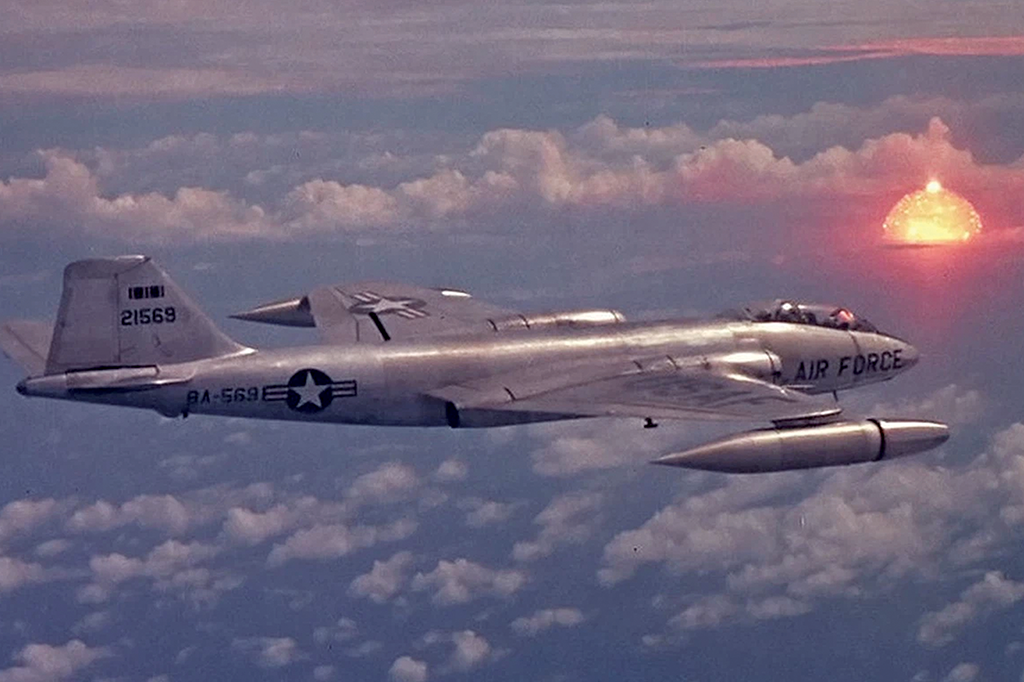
(883, 181, 983, 244)
(688, 36, 1024, 71)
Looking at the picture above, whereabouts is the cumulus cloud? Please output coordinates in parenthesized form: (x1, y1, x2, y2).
(0, 151, 272, 242)
(4, 114, 1022, 243)
(231, 637, 304, 668)
(79, 539, 233, 605)
(433, 459, 469, 483)
(0, 498, 62, 546)
(71, 611, 111, 635)
(0, 640, 110, 682)
(33, 539, 71, 558)
(705, 94, 1024, 163)
(942, 663, 981, 682)
(314, 665, 336, 680)
(527, 420, 683, 477)
(266, 518, 416, 567)
(349, 551, 415, 604)
(411, 558, 526, 605)
(599, 421, 1024, 634)
(217, 491, 359, 547)
(222, 504, 296, 546)
(917, 571, 1024, 647)
(347, 641, 384, 658)
(313, 618, 358, 645)
(389, 656, 428, 682)
(344, 463, 422, 505)
(510, 607, 586, 636)
(669, 595, 739, 631)
(37, 93, 1024, 201)
(670, 595, 810, 630)
(512, 491, 604, 562)
(458, 498, 520, 528)
(83, 128, 455, 204)
(0, 556, 49, 593)
(447, 631, 493, 672)
(61, 486, 365, 559)
(225, 501, 313, 544)
(863, 383, 984, 428)
(601, 461, 910, 590)
(414, 630, 498, 674)
(67, 495, 191, 535)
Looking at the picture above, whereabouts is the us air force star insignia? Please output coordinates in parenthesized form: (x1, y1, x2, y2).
(346, 291, 429, 319)
(261, 369, 358, 413)
(289, 369, 332, 411)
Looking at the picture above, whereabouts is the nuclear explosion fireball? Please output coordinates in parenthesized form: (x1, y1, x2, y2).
(883, 180, 983, 244)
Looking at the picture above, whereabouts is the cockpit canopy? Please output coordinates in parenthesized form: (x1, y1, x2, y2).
(724, 300, 878, 333)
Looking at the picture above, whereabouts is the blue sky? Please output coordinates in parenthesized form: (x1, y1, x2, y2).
(2, 1, 1024, 680)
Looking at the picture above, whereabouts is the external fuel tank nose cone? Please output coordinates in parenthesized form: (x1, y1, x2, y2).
(16, 379, 27, 395)
(873, 419, 949, 458)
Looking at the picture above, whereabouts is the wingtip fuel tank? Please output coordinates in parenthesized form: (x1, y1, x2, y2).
(652, 419, 949, 474)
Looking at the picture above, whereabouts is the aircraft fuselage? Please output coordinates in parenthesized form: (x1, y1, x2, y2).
(18, 319, 917, 427)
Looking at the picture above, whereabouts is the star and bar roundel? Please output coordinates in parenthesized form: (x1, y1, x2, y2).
(263, 368, 357, 413)
(346, 291, 429, 319)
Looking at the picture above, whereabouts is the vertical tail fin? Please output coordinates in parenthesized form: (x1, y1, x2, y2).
(45, 256, 249, 373)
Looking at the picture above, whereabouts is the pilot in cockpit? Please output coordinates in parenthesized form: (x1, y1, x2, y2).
(728, 300, 878, 333)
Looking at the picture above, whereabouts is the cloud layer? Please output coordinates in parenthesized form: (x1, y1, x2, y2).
(600, 419, 1024, 642)
(3, 108, 1021, 244)
(2, 2, 1022, 99)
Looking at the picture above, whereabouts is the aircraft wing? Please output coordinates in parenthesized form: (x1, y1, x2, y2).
(234, 282, 518, 344)
(431, 356, 841, 423)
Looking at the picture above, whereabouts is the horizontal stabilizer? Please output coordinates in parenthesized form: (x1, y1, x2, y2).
(0, 320, 53, 375)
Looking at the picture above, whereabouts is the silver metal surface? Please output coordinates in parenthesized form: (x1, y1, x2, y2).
(0, 256, 949, 474)
(873, 418, 951, 458)
(652, 419, 949, 473)
(488, 309, 626, 332)
(231, 296, 314, 327)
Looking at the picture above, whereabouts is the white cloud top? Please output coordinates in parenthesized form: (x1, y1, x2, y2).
(510, 608, 586, 636)
(918, 572, 1024, 647)
(3, 114, 1021, 243)
(411, 558, 526, 605)
(389, 655, 428, 682)
(0, 640, 110, 682)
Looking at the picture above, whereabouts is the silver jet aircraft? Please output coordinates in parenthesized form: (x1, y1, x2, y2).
(0, 256, 949, 473)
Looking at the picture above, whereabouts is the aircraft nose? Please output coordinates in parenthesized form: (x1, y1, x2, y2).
(900, 343, 919, 370)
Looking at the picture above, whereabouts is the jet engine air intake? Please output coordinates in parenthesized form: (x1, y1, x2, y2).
(653, 419, 949, 473)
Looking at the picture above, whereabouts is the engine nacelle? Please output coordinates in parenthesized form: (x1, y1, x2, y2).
(231, 299, 625, 334)
(488, 309, 625, 332)
(653, 419, 949, 473)
(670, 350, 781, 384)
